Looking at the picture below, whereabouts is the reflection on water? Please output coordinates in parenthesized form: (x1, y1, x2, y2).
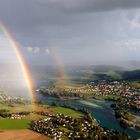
(37, 93, 140, 138)
(78, 100, 103, 108)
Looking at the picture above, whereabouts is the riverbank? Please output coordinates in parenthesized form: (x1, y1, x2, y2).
(37, 93, 140, 139)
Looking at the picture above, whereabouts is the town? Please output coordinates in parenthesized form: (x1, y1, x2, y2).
(30, 111, 131, 140)
(0, 92, 30, 105)
(40, 80, 140, 111)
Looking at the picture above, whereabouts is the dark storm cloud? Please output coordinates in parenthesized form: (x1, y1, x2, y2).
(0, 0, 89, 46)
(0, 0, 140, 65)
(0, 0, 140, 30)
(42, 0, 140, 13)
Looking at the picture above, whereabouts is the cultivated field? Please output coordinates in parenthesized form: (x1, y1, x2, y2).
(0, 130, 49, 140)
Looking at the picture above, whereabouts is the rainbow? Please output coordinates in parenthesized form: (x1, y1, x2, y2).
(47, 44, 68, 85)
(0, 22, 35, 102)
(0, 22, 69, 104)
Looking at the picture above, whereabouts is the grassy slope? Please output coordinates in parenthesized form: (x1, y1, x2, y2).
(93, 95, 121, 100)
(105, 70, 121, 79)
(52, 107, 83, 118)
(131, 81, 140, 88)
(0, 103, 49, 113)
(0, 103, 83, 130)
(0, 103, 50, 130)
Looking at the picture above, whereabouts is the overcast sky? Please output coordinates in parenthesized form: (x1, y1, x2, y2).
(0, 0, 140, 65)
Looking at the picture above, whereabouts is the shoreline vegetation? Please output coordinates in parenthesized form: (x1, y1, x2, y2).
(114, 111, 140, 130)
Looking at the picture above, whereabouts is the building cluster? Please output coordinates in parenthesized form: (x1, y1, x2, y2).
(31, 112, 132, 140)
(42, 80, 140, 110)
(88, 81, 138, 96)
(10, 114, 26, 119)
(31, 112, 105, 140)
(89, 81, 140, 110)
(65, 88, 97, 94)
(0, 93, 27, 104)
(133, 95, 140, 109)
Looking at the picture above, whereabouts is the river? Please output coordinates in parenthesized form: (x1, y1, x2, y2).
(37, 93, 140, 138)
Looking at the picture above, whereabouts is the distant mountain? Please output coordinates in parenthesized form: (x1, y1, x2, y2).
(29, 64, 140, 87)
(121, 70, 140, 81)
(93, 65, 124, 73)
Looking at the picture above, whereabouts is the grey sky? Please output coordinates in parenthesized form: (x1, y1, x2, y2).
(0, 0, 140, 65)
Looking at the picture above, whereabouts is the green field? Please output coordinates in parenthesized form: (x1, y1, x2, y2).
(105, 70, 121, 79)
(93, 95, 121, 101)
(0, 103, 49, 113)
(52, 107, 83, 118)
(0, 118, 30, 130)
(131, 81, 140, 88)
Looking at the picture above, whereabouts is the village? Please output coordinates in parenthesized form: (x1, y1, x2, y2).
(88, 81, 140, 110)
(30, 112, 131, 140)
(40, 80, 140, 111)
(0, 82, 138, 139)
(0, 92, 30, 105)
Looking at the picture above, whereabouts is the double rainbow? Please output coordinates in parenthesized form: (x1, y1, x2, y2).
(0, 22, 69, 104)
(0, 22, 35, 102)
(48, 46, 67, 83)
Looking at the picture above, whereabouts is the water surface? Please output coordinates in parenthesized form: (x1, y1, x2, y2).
(37, 93, 140, 138)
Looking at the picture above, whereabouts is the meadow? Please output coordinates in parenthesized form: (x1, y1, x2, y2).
(51, 107, 83, 118)
(0, 118, 30, 130)
(0, 103, 83, 130)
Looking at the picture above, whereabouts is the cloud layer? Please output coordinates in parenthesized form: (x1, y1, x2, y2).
(0, 0, 140, 65)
